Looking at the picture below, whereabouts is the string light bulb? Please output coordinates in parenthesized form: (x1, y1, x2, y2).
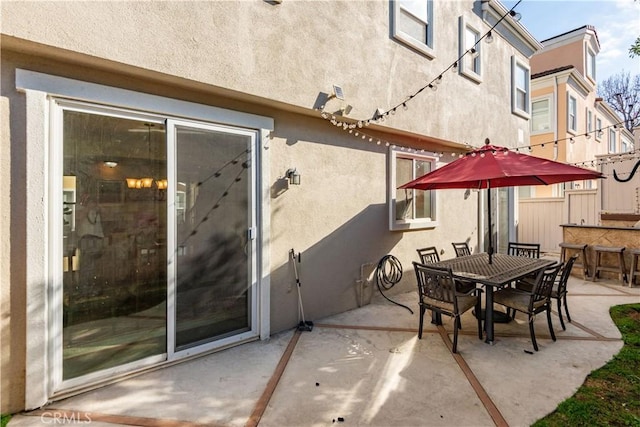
(509, 10, 521, 21)
(485, 31, 494, 44)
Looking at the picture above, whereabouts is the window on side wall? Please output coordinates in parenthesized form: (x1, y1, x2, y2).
(596, 117, 602, 141)
(392, 0, 434, 58)
(609, 129, 617, 153)
(511, 56, 530, 118)
(622, 138, 630, 153)
(531, 98, 551, 133)
(458, 16, 482, 82)
(586, 109, 593, 135)
(389, 147, 437, 231)
(567, 94, 577, 133)
(586, 47, 596, 82)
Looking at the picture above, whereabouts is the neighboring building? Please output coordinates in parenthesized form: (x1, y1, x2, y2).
(527, 25, 635, 198)
(0, 1, 540, 412)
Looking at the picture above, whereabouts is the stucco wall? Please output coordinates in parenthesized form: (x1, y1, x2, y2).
(531, 38, 584, 76)
(1, 0, 530, 144)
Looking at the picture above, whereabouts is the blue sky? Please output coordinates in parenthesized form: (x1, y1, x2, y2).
(501, 0, 640, 83)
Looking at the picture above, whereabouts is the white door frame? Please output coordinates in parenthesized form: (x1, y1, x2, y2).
(16, 69, 273, 409)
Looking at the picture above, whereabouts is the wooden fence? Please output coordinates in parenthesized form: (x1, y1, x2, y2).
(517, 190, 597, 253)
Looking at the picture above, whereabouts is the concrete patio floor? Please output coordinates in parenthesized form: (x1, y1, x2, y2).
(11, 273, 639, 427)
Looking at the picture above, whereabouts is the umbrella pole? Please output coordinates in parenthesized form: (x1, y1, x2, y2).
(487, 181, 493, 264)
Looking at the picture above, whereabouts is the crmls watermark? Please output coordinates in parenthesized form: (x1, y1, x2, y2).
(40, 412, 92, 424)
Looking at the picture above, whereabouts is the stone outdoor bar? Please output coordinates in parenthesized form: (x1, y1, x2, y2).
(561, 213, 640, 282)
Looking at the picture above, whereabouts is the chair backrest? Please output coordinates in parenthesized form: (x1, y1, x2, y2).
(508, 242, 541, 258)
(451, 242, 471, 257)
(531, 263, 562, 306)
(555, 254, 578, 296)
(417, 247, 440, 264)
(413, 262, 459, 308)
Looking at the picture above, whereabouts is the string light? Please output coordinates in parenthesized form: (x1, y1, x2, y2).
(485, 31, 494, 44)
(320, 1, 524, 130)
(316, 0, 636, 172)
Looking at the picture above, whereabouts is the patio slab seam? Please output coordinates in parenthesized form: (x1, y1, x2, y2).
(436, 325, 509, 427)
(245, 329, 302, 427)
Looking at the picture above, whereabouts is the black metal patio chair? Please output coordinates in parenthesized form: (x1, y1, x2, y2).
(451, 242, 472, 257)
(516, 254, 577, 330)
(413, 262, 483, 353)
(493, 263, 562, 351)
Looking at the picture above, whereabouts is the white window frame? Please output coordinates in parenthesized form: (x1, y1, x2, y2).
(621, 138, 631, 153)
(15, 69, 273, 409)
(531, 96, 552, 133)
(458, 16, 482, 83)
(392, 0, 435, 59)
(586, 109, 593, 135)
(389, 147, 438, 231)
(586, 46, 596, 82)
(609, 128, 617, 153)
(596, 117, 603, 141)
(511, 56, 530, 119)
(567, 94, 577, 133)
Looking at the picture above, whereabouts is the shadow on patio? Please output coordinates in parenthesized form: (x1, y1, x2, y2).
(12, 274, 639, 427)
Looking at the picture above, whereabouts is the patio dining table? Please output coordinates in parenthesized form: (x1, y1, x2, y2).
(429, 253, 556, 344)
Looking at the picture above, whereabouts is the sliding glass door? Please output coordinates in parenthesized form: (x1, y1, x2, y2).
(170, 121, 255, 351)
(58, 105, 257, 386)
(61, 110, 168, 380)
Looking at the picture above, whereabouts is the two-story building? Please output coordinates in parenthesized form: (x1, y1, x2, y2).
(527, 25, 635, 198)
(1, 0, 540, 412)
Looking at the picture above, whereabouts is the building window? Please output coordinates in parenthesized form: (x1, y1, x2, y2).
(458, 17, 482, 82)
(622, 138, 631, 153)
(596, 117, 603, 140)
(389, 147, 437, 230)
(586, 47, 596, 81)
(392, 0, 434, 58)
(567, 94, 577, 133)
(586, 109, 593, 135)
(511, 56, 530, 118)
(609, 129, 617, 153)
(531, 98, 551, 132)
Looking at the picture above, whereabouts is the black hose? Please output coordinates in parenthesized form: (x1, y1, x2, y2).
(375, 255, 413, 314)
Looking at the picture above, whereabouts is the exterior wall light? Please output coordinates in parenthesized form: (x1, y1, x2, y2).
(286, 168, 301, 185)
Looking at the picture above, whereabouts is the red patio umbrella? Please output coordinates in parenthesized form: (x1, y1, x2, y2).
(399, 142, 604, 263)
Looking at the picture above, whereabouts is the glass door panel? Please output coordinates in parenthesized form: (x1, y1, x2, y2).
(174, 125, 253, 350)
(62, 111, 167, 380)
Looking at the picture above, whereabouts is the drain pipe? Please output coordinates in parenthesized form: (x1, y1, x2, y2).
(553, 76, 559, 161)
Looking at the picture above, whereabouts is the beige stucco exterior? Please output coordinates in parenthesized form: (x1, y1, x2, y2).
(1, 0, 540, 413)
(529, 25, 635, 198)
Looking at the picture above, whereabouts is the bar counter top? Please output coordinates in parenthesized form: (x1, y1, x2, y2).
(561, 223, 640, 231)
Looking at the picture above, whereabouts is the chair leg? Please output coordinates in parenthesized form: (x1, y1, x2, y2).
(528, 315, 539, 351)
(475, 299, 483, 340)
(563, 295, 571, 323)
(456, 317, 462, 330)
(546, 307, 556, 342)
(418, 306, 425, 339)
(557, 298, 566, 331)
(452, 316, 459, 353)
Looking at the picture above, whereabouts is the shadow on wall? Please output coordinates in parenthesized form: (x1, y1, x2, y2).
(269, 203, 403, 333)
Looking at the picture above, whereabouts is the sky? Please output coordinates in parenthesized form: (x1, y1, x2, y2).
(501, 0, 640, 83)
